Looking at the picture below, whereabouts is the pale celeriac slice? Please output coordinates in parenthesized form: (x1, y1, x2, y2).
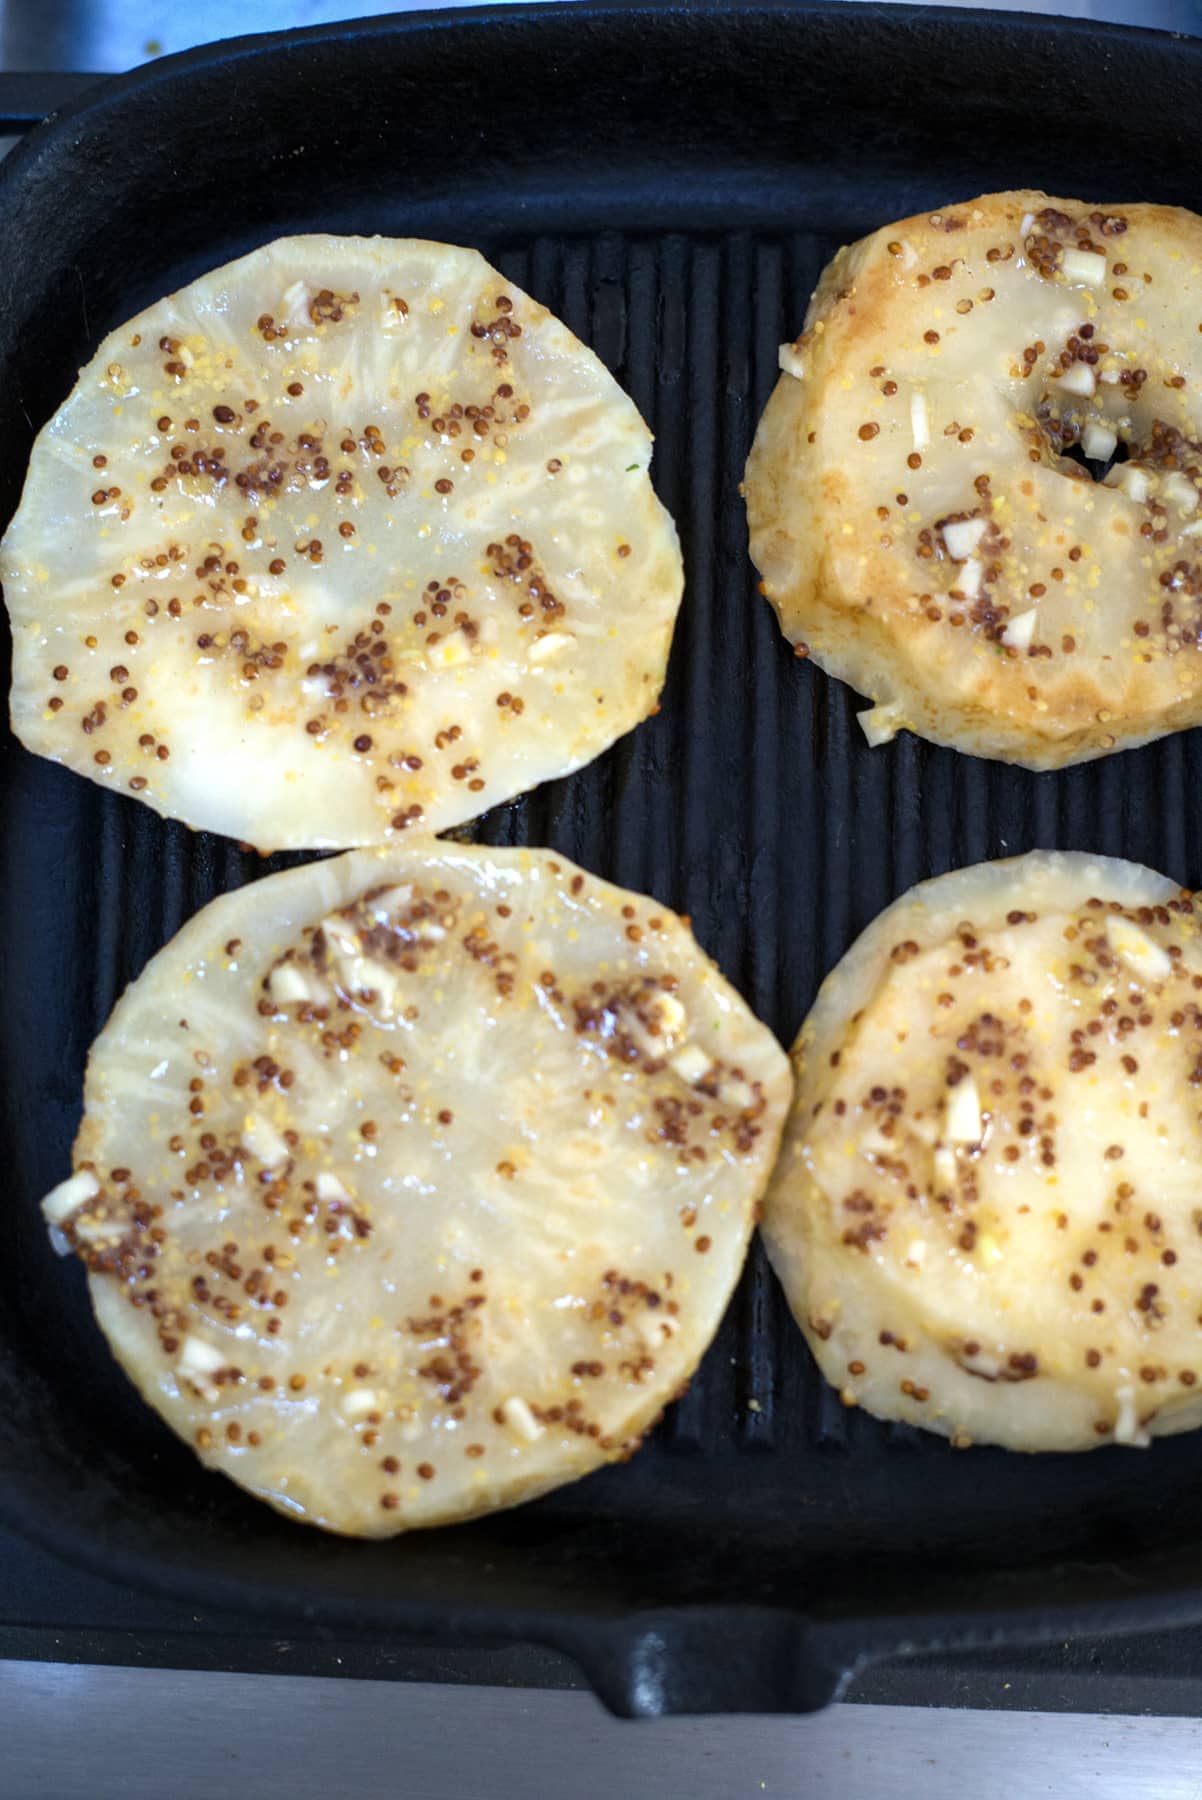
(764, 850, 1202, 1452)
(44, 845, 790, 1535)
(3, 236, 682, 847)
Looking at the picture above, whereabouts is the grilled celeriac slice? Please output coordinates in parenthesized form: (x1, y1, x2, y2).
(4, 236, 682, 847)
(764, 850, 1202, 1452)
(42, 844, 790, 1535)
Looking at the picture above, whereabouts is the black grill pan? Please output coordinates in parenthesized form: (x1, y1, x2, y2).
(5, 0, 1202, 1718)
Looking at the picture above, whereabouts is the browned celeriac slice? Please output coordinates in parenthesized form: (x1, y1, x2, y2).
(3, 236, 682, 847)
(764, 850, 1202, 1452)
(41, 845, 790, 1535)
(745, 192, 1202, 768)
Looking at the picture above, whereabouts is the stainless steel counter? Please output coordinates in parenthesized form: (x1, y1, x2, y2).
(6, 1663, 1202, 1799)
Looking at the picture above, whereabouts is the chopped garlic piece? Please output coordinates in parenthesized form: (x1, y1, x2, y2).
(316, 1172, 351, 1203)
(1108, 461, 1151, 503)
(1002, 608, 1038, 651)
(73, 1216, 125, 1245)
(859, 699, 905, 747)
(41, 1168, 99, 1226)
(958, 558, 982, 600)
(282, 278, 309, 326)
(178, 1335, 225, 1376)
(334, 952, 401, 1013)
(910, 392, 930, 450)
(720, 1074, 756, 1111)
(268, 962, 313, 1003)
(933, 1145, 957, 1188)
(321, 915, 361, 957)
(501, 1395, 544, 1443)
(778, 343, 806, 379)
(243, 1112, 289, 1167)
(367, 884, 414, 920)
(1114, 1385, 1151, 1448)
(1163, 471, 1198, 515)
(528, 631, 576, 663)
(942, 517, 987, 561)
(670, 1044, 713, 1085)
(1107, 917, 1172, 981)
(1061, 248, 1107, 287)
(1057, 362, 1096, 398)
(960, 1346, 1001, 1381)
(340, 1387, 379, 1419)
(1081, 421, 1118, 463)
(945, 1076, 982, 1145)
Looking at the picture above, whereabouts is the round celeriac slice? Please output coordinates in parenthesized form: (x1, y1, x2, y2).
(763, 850, 1202, 1453)
(745, 192, 1202, 768)
(3, 236, 682, 848)
(42, 845, 790, 1536)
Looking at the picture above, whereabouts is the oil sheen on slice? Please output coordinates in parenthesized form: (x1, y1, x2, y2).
(3, 236, 682, 848)
(42, 845, 790, 1535)
(763, 850, 1202, 1453)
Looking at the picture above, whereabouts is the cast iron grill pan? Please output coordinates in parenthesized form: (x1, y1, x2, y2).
(3, 1, 1202, 1716)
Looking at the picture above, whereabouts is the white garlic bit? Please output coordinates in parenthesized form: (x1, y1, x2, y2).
(670, 1044, 713, 1085)
(243, 1112, 289, 1167)
(528, 631, 576, 664)
(1061, 248, 1107, 287)
(958, 558, 982, 600)
(268, 962, 314, 1003)
(1163, 471, 1199, 515)
(501, 1395, 544, 1443)
(1106, 917, 1172, 981)
(178, 1335, 225, 1376)
(944, 1076, 982, 1146)
(1107, 461, 1151, 503)
(340, 1387, 380, 1419)
(1114, 1386, 1151, 1449)
(315, 1172, 351, 1204)
(1081, 421, 1118, 463)
(1057, 362, 1097, 398)
(41, 1167, 100, 1227)
(1002, 608, 1038, 651)
(942, 517, 987, 561)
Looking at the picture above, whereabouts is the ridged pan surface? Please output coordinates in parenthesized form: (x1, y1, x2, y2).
(2, 1, 1202, 1716)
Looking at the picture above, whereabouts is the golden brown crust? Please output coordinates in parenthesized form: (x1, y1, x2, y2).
(746, 191, 1202, 768)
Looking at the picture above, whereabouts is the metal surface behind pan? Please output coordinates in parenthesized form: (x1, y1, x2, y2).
(3, 0, 1202, 1716)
